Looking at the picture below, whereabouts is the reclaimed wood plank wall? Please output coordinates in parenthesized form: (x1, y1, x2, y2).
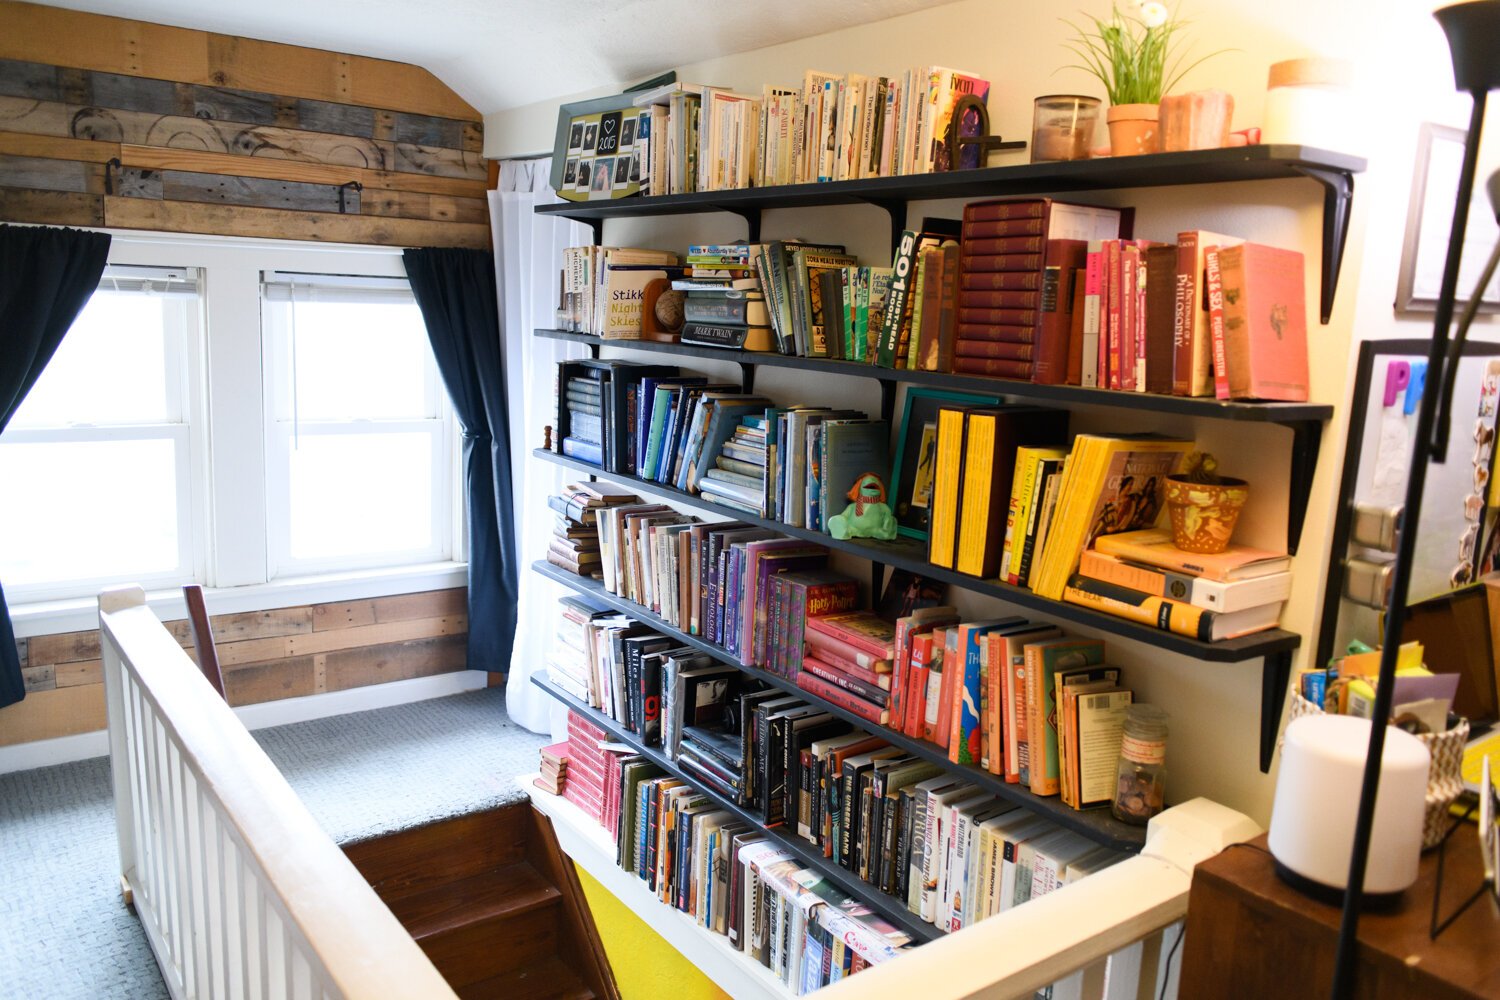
(0, 1, 488, 247)
(2, 588, 469, 746)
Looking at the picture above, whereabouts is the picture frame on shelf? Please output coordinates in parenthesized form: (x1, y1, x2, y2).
(1396, 122, 1500, 313)
(890, 387, 1000, 540)
(550, 74, 676, 204)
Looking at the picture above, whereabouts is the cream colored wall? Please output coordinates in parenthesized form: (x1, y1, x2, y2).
(484, 0, 1500, 826)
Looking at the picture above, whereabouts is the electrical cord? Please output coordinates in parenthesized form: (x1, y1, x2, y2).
(1160, 921, 1186, 1000)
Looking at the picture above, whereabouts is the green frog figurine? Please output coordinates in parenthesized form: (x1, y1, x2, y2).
(828, 472, 898, 541)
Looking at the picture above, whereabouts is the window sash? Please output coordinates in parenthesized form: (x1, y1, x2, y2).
(263, 418, 452, 577)
(0, 424, 196, 602)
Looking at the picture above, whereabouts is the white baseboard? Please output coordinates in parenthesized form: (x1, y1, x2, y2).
(0, 670, 493, 775)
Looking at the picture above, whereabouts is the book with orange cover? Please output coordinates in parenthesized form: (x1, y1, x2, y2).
(1216, 242, 1311, 402)
(1091, 527, 1290, 581)
(985, 623, 1059, 776)
(1024, 637, 1105, 796)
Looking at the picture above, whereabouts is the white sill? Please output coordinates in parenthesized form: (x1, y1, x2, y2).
(10, 561, 470, 638)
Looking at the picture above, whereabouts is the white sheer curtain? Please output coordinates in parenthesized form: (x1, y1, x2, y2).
(492, 158, 590, 738)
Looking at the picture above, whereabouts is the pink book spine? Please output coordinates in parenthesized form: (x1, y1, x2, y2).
(1082, 246, 1103, 388)
(1106, 241, 1123, 390)
(1120, 245, 1139, 392)
(1134, 242, 1150, 393)
(1205, 247, 1231, 400)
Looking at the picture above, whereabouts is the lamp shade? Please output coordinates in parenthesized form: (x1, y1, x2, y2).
(1269, 714, 1430, 896)
(1434, 0, 1500, 94)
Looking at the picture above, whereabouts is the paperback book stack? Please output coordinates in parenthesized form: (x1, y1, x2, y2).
(546, 483, 641, 578)
(953, 199, 1127, 382)
(697, 412, 770, 513)
(1066, 528, 1292, 641)
(547, 593, 617, 703)
(564, 710, 610, 824)
(677, 244, 773, 351)
(537, 742, 570, 795)
(558, 245, 683, 339)
(628, 66, 991, 198)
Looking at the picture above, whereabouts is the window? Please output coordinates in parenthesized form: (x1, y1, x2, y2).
(0, 266, 202, 602)
(0, 236, 463, 608)
(261, 274, 452, 575)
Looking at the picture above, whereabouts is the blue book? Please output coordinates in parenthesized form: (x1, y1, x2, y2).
(561, 436, 603, 466)
(951, 618, 1026, 767)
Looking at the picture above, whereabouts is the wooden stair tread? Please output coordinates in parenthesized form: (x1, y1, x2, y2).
(455, 956, 595, 1000)
(389, 861, 561, 940)
(344, 806, 529, 898)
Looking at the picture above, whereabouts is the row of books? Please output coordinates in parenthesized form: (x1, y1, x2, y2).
(675, 244, 774, 351)
(614, 755, 911, 992)
(628, 68, 990, 198)
(550, 594, 1129, 937)
(544, 482, 643, 578)
(557, 244, 681, 339)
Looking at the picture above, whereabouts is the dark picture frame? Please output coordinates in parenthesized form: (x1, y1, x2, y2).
(889, 387, 1000, 539)
(1396, 122, 1500, 313)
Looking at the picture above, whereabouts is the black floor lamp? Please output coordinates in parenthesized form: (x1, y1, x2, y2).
(1329, 2, 1500, 997)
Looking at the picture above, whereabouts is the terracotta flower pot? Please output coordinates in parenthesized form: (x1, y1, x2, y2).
(1164, 476, 1249, 553)
(1106, 103, 1160, 156)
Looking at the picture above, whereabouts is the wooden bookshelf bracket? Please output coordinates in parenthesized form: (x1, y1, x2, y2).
(1289, 163, 1356, 324)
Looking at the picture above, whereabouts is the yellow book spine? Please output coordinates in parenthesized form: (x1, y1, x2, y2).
(928, 408, 967, 568)
(956, 414, 996, 576)
(1061, 578, 1212, 639)
(1033, 436, 1096, 600)
(905, 253, 930, 369)
(1006, 448, 1041, 583)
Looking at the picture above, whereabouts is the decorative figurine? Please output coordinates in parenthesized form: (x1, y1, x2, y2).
(827, 472, 898, 541)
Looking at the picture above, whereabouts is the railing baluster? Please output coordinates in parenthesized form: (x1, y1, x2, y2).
(99, 594, 460, 1000)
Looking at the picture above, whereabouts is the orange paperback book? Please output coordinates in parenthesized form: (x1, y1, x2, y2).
(1215, 242, 1310, 402)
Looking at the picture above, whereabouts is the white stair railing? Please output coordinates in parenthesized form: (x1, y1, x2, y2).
(99, 585, 457, 1000)
(817, 798, 1261, 1000)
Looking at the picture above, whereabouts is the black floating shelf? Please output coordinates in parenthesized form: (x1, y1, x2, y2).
(531, 448, 1301, 663)
(535, 329, 1334, 425)
(534, 144, 1364, 222)
(532, 560, 1149, 856)
(528, 672, 943, 943)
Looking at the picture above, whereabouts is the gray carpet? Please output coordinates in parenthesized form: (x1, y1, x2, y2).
(0, 686, 547, 1000)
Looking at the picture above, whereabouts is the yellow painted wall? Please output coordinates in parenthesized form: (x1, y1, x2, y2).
(573, 863, 729, 1000)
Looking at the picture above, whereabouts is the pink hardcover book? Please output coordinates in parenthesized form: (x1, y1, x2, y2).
(1174, 230, 1243, 397)
(1105, 240, 1124, 390)
(1120, 244, 1139, 392)
(1205, 247, 1230, 400)
(1216, 242, 1311, 402)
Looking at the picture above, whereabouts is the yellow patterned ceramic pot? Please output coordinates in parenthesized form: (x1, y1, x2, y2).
(1164, 476, 1248, 554)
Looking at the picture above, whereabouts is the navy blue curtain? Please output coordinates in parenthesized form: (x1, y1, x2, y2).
(0, 225, 112, 709)
(402, 248, 516, 673)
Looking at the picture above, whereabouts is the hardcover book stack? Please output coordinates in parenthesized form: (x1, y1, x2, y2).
(697, 412, 770, 514)
(564, 710, 610, 824)
(953, 199, 1127, 382)
(798, 611, 899, 726)
(677, 244, 774, 351)
(1066, 528, 1292, 642)
(537, 741, 570, 796)
(555, 359, 681, 471)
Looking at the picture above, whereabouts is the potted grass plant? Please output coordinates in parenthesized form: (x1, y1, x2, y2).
(1063, 1, 1225, 156)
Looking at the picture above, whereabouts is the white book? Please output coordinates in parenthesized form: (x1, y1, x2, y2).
(936, 790, 991, 927)
(1029, 830, 1095, 900)
(1013, 828, 1073, 909)
(997, 815, 1052, 912)
(919, 782, 975, 922)
(954, 801, 1014, 931)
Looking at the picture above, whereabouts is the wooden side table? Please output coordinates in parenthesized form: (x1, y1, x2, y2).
(1178, 832, 1499, 999)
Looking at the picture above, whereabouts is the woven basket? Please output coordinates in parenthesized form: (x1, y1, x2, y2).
(1282, 693, 1468, 850)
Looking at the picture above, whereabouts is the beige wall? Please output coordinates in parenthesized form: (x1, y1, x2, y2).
(480, 0, 1497, 826)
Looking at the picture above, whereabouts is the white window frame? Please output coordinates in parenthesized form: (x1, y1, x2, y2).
(0, 265, 207, 604)
(6, 229, 469, 637)
(259, 276, 454, 577)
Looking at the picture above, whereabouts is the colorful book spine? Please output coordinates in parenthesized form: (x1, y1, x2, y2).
(797, 670, 890, 724)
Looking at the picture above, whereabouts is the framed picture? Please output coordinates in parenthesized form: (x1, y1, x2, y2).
(889, 387, 1000, 539)
(549, 73, 675, 204)
(1396, 122, 1500, 313)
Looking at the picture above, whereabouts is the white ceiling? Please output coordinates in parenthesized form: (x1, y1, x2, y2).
(36, 0, 966, 115)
